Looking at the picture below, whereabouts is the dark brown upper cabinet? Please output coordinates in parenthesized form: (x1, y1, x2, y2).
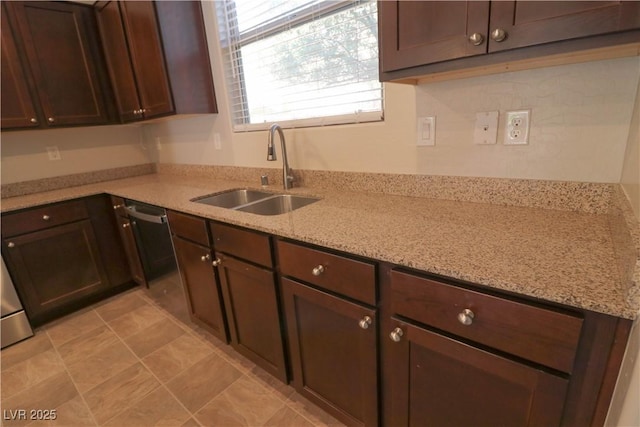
(95, 0, 217, 123)
(1, 1, 114, 129)
(379, 1, 640, 81)
(1, 4, 39, 129)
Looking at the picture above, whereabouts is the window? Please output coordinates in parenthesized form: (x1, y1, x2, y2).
(216, 0, 383, 131)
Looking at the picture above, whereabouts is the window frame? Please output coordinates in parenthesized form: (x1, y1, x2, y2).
(217, 0, 384, 132)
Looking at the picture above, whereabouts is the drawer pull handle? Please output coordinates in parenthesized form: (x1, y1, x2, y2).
(7, 242, 15, 248)
(212, 258, 222, 267)
(122, 222, 130, 228)
(113, 204, 124, 210)
(312, 265, 325, 276)
(389, 327, 404, 342)
(200, 254, 211, 262)
(359, 316, 372, 330)
(457, 308, 475, 326)
(42, 215, 50, 221)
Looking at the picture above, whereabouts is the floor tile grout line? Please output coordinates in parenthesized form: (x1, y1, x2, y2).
(89, 284, 212, 424)
(44, 312, 101, 427)
(93, 293, 216, 426)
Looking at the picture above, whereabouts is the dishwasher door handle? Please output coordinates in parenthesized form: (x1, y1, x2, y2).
(124, 206, 168, 224)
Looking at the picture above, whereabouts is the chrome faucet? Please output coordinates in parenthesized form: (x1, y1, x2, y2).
(267, 124, 294, 190)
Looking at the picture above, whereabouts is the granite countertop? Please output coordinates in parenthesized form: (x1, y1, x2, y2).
(2, 172, 638, 320)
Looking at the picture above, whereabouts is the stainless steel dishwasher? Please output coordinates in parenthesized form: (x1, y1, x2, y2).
(1, 256, 33, 348)
(123, 200, 177, 283)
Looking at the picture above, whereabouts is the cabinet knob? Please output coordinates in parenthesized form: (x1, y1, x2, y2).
(7, 242, 15, 248)
(113, 204, 124, 210)
(358, 316, 372, 330)
(468, 32, 484, 46)
(457, 308, 475, 326)
(491, 28, 507, 42)
(389, 327, 404, 342)
(312, 265, 325, 276)
(47, 117, 55, 123)
(42, 215, 50, 221)
(122, 222, 130, 228)
(212, 258, 222, 267)
(200, 254, 211, 262)
(30, 118, 38, 124)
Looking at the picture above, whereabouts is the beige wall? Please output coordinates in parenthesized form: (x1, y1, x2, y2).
(1, 125, 149, 184)
(620, 75, 640, 219)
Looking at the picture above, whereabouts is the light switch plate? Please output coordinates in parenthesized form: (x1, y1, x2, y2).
(473, 111, 499, 145)
(417, 116, 435, 146)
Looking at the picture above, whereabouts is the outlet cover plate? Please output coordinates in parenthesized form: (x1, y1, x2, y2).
(46, 146, 61, 161)
(473, 111, 499, 145)
(504, 110, 530, 145)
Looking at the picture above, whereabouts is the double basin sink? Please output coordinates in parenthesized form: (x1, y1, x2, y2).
(192, 189, 320, 216)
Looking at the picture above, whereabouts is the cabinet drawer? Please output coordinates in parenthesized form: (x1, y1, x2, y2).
(210, 222, 272, 267)
(390, 270, 583, 373)
(2, 200, 89, 237)
(277, 240, 376, 306)
(167, 211, 209, 246)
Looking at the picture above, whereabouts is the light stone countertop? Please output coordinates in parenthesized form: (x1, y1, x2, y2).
(1, 173, 638, 320)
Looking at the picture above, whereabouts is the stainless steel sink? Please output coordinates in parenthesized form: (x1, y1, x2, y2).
(192, 189, 320, 215)
(235, 194, 320, 216)
(193, 189, 274, 209)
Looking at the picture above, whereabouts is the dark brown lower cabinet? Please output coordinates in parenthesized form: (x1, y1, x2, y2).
(171, 236, 227, 341)
(387, 318, 568, 427)
(282, 278, 378, 427)
(2, 196, 134, 326)
(3, 220, 109, 325)
(216, 252, 287, 382)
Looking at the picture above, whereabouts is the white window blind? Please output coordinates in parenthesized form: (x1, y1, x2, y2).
(215, 0, 383, 131)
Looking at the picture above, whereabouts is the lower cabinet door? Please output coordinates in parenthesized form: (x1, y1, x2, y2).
(282, 278, 378, 427)
(216, 253, 287, 382)
(172, 236, 227, 342)
(115, 215, 146, 287)
(3, 220, 109, 325)
(387, 318, 569, 427)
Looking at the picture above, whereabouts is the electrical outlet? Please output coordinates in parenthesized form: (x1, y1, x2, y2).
(504, 110, 530, 145)
(46, 146, 61, 161)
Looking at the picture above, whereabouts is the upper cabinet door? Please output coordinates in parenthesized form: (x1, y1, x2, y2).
(488, 1, 640, 52)
(1, 4, 39, 129)
(95, 0, 174, 122)
(94, 1, 142, 122)
(95, 0, 216, 123)
(6, 1, 113, 127)
(379, 1, 490, 73)
(118, 1, 174, 120)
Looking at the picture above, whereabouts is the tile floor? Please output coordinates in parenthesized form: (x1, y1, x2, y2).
(1, 272, 345, 427)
